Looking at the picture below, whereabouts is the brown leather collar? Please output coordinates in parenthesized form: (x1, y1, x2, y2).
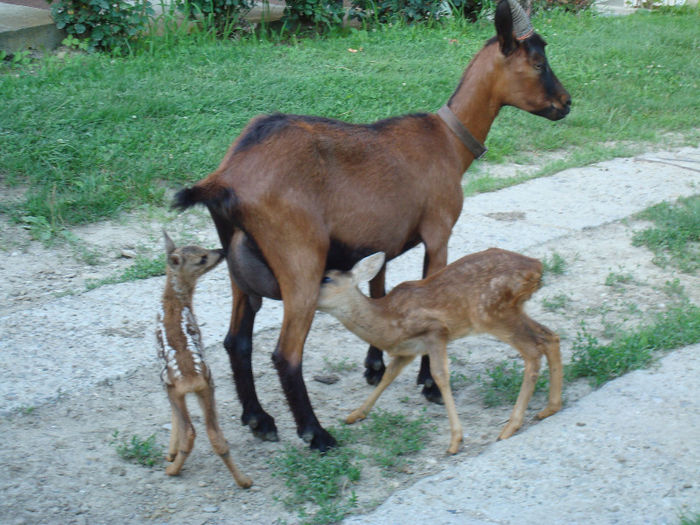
(437, 104, 487, 159)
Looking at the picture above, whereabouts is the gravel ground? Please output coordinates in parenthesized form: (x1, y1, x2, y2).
(0, 146, 698, 524)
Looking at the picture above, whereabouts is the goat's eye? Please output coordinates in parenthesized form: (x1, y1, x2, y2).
(321, 276, 332, 284)
(534, 62, 545, 72)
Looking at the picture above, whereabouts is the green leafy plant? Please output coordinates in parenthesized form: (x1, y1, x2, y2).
(111, 430, 163, 466)
(283, 0, 346, 31)
(479, 360, 549, 407)
(49, 0, 154, 52)
(176, 0, 253, 34)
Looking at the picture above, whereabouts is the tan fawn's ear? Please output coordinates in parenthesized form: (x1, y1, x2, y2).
(163, 230, 176, 255)
(168, 253, 181, 268)
(352, 252, 385, 284)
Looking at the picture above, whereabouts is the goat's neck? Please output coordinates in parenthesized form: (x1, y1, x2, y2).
(448, 43, 503, 160)
(328, 290, 402, 350)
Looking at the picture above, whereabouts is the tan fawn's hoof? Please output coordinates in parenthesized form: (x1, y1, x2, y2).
(345, 410, 366, 424)
(165, 453, 176, 462)
(497, 424, 519, 441)
(236, 475, 253, 489)
(536, 404, 561, 420)
(165, 464, 182, 476)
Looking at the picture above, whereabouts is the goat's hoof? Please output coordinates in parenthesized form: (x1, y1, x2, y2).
(309, 429, 338, 453)
(242, 411, 279, 442)
(363, 362, 385, 386)
(421, 382, 444, 404)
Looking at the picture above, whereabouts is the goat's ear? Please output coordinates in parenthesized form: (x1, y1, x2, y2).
(495, 0, 517, 56)
(352, 252, 385, 283)
(163, 230, 176, 255)
(168, 253, 181, 268)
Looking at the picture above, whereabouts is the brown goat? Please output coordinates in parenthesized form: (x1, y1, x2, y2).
(173, 0, 571, 451)
(317, 249, 562, 454)
(156, 232, 251, 487)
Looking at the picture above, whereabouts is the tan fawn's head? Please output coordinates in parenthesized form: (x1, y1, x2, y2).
(163, 231, 225, 284)
(317, 252, 386, 313)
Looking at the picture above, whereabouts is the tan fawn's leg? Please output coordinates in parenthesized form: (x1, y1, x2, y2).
(427, 338, 463, 454)
(165, 388, 196, 476)
(497, 315, 561, 440)
(346, 354, 416, 424)
(196, 385, 252, 489)
(535, 327, 562, 421)
(166, 407, 178, 462)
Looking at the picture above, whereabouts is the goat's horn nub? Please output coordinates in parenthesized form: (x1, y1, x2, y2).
(507, 0, 533, 41)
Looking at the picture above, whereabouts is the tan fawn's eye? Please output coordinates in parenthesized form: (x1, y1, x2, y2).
(199, 256, 208, 265)
(322, 276, 333, 284)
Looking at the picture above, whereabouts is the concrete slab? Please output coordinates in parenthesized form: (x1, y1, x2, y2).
(0, 2, 64, 53)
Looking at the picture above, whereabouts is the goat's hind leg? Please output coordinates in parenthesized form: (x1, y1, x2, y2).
(347, 354, 415, 424)
(196, 384, 252, 488)
(225, 286, 278, 442)
(165, 388, 196, 476)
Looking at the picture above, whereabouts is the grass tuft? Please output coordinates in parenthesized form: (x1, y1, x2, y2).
(111, 430, 163, 467)
(632, 195, 700, 273)
(478, 361, 549, 407)
(85, 254, 166, 290)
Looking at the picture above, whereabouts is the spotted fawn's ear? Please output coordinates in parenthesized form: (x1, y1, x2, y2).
(163, 230, 176, 255)
(352, 252, 386, 284)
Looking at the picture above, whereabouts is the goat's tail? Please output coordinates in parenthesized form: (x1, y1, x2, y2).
(172, 180, 238, 215)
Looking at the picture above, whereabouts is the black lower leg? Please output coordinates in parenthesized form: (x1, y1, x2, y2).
(417, 355, 443, 404)
(364, 346, 386, 386)
(224, 297, 278, 441)
(272, 348, 337, 452)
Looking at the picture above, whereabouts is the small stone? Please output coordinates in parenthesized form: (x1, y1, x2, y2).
(202, 506, 219, 513)
(313, 374, 339, 385)
(120, 249, 138, 259)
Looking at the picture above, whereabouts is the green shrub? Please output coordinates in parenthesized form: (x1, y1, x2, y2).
(284, 0, 346, 30)
(49, 0, 154, 53)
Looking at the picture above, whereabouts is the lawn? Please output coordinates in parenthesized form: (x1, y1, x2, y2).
(1, 7, 698, 228)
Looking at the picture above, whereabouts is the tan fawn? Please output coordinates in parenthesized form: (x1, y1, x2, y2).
(317, 248, 563, 454)
(156, 231, 251, 487)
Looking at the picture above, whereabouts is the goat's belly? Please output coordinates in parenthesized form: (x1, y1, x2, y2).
(229, 231, 281, 300)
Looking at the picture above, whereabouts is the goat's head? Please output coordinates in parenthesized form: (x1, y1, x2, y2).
(163, 230, 225, 282)
(493, 0, 571, 121)
(317, 252, 386, 313)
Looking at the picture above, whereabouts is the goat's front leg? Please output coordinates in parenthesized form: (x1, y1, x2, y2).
(225, 284, 278, 442)
(417, 241, 449, 404)
(273, 256, 336, 452)
(348, 354, 415, 424)
(363, 264, 387, 386)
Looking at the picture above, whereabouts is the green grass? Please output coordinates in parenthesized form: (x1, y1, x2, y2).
(111, 431, 163, 467)
(632, 195, 700, 273)
(85, 254, 165, 290)
(1, 8, 699, 230)
(270, 410, 432, 524)
(541, 293, 570, 312)
(567, 302, 700, 386)
(541, 252, 567, 276)
(478, 361, 549, 407)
